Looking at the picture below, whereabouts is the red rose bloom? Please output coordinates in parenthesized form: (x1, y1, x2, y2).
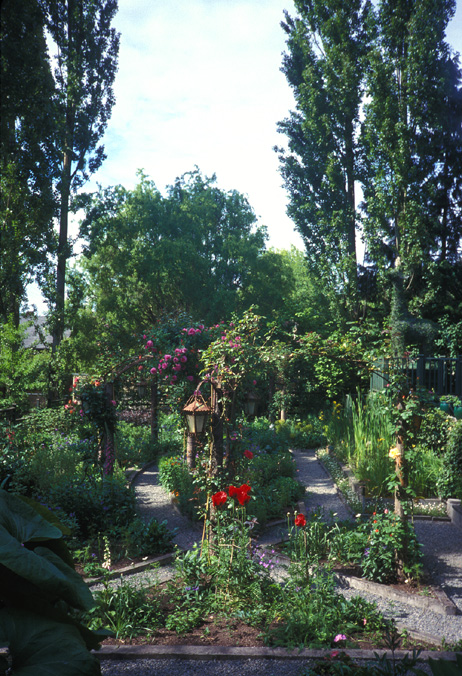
(295, 513, 306, 527)
(244, 450, 253, 459)
(212, 491, 227, 507)
(228, 485, 238, 497)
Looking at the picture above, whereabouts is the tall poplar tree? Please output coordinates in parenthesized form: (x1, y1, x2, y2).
(0, 0, 56, 326)
(360, 0, 458, 350)
(44, 0, 119, 349)
(361, 0, 457, 273)
(275, 0, 371, 304)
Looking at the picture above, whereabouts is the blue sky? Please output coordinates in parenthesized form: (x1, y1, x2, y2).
(28, 0, 462, 312)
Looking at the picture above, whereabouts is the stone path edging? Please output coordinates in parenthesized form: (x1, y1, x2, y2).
(94, 644, 459, 663)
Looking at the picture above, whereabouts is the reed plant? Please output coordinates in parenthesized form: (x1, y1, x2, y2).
(346, 392, 395, 496)
(326, 392, 395, 497)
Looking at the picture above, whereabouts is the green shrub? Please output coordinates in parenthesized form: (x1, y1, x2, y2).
(116, 421, 159, 468)
(417, 408, 452, 456)
(275, 417, 326, 449)
(437, 420, 462, 499)
(121, 517, 175, 558)
(44, 472, 136, 538)
(87, 576, 162, 640)
(269, 475, 305, 513)
(158, 454, 189, 493)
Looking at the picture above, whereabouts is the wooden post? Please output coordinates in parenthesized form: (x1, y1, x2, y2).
(150, 375, 158, 442)
(210, 381, 223, 476)
(186, 433, 196, 469)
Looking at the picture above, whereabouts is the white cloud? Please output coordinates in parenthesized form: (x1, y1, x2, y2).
(87, 0, 302, 250)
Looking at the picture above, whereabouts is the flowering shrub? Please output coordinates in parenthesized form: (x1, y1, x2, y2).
(359, 509, 422, 583)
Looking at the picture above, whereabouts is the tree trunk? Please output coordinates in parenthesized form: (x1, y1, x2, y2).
(52, 148, 72, 352)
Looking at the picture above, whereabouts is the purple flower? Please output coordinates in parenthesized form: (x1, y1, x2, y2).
(334, 634, 347, 643)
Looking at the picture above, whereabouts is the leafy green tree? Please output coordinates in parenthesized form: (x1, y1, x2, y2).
(0, 0, 57, 326)
(0, 318, 49, 410)
(276, 0, 371, 303)
(79, 169, 267, 330)
(43, 0, 120, 349)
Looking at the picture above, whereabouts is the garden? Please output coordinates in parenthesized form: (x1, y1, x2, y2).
(1, 309, 462, 676)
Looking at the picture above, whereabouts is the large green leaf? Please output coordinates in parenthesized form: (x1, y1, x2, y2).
(0, 530, 93, 610)
(18, 494, 72, 536)
(0, 608, 101, 676)
(0, 490, 61, 543)
(429, 655, 462, 676)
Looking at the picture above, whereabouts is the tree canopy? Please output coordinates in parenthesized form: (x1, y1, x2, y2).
(78, 169, 268, 330)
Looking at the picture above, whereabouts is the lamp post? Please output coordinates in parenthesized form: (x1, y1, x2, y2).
(182, 393, 211, 468)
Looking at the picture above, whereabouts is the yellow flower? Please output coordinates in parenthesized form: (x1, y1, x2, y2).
(388, 446, 401, 460)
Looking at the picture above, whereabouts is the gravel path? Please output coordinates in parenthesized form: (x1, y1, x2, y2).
(96, 449, 461, 673)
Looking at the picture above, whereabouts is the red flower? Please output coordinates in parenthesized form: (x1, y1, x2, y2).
(228, 485, 238, 497)
(212, 491, 227, 508)
(236, 488, 251, 506)
(295, 514, 306, 527)
(229, 484, 251, 506)
(244, 450, 253, 459)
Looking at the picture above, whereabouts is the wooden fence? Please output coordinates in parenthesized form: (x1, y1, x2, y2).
(370, 355, 462, 397)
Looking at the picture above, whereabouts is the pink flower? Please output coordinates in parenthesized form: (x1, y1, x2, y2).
(181, 356, 187, 362)
(145, 340, 153, 348)
(330, 650, 339, 658)
(171, 375, 177, 382)
(164, 354, 172, 360)
(143, 334, 147, 339)
(162, 363, 168, 370)
(253, 380, 257, 386)
(111, 400, 116, 406)
(188, 328, 195, 335)
(384, 509, 388, 514)
(187, 375, 194, 381)
(195, 328, 201, 334)
(334, 634, 347, 643)
(150, 367, 157, 374)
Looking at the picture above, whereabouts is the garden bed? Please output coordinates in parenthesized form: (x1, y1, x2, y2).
(98, 616, 436, 652)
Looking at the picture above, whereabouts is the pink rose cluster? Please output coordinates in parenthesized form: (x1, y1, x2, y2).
(147, 347, 191, 384)
(181, 324, 204, 336)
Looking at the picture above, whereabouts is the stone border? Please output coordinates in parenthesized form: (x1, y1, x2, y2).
(85, 551, 176, 586)
(334, 573, 459, 616)
(93, 644, 459, 663)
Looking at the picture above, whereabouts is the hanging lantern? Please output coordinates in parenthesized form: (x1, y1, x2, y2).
(182, 392, 211, 436)
(137, 381, 147, 397)
(244, 391, 259, 417)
